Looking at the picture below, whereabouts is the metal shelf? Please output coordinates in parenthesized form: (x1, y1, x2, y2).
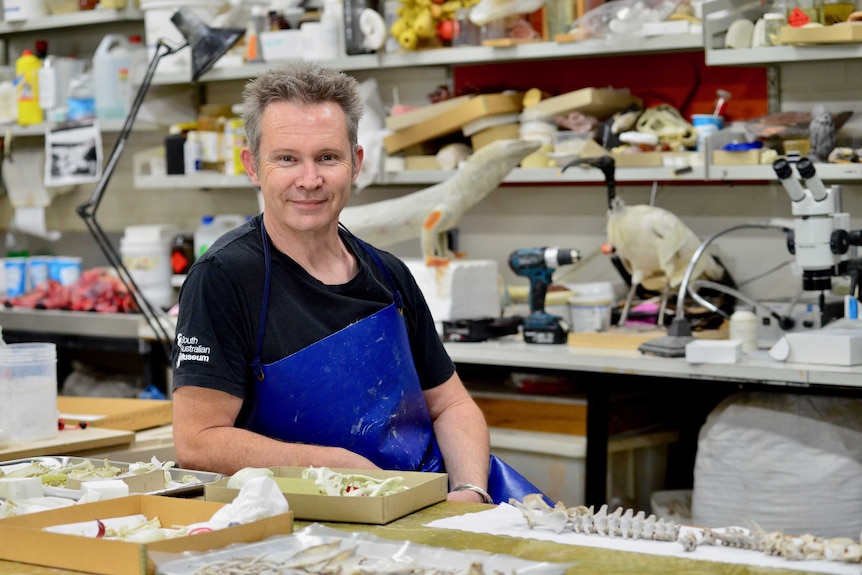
(706, 44, 862, 66)
(152, 34, 704, 86)
(6, 119, 164, 137)
(0, 6, 143, 35)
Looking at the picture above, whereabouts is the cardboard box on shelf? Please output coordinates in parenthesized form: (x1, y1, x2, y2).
(520, 87, 643, 122)
(405, 155, 441, 170)
(206, 467, 447, 524)
(470, 123, 521, 150)
(780, 22, 862, 45)
(712, 149, 762, 165)
(383, 93, 524, 154)
(58, 396, 172, 432)
(0, 495, 293, 575)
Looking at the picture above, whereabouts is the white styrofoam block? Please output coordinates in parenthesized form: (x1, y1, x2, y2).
(783, 329, 862, 366)
(80, 479, 130, 500)
(0, 476, 43, 499)
(685, 340, 743, 364)
(402, 259, 500, 327)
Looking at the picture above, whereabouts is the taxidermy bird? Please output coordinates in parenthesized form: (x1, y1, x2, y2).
(808, 104, 835, 162)
(340, 138, 541, 265)
(563, 155, 725, 326)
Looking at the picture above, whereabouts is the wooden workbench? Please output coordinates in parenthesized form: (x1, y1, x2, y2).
(0, 502, 833, 575)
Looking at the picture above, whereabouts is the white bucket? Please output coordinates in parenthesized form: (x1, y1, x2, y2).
(0, 343, 58, 441)
(139, 0, 225, 75)
(120, 224, 178, 309)
(567, 281, 614, 333)
(3, 0, 47, 22)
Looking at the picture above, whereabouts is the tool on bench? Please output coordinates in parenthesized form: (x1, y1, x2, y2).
(508, 247, 581, 344)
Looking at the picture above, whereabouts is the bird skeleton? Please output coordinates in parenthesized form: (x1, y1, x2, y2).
(340, 139, 541, 266)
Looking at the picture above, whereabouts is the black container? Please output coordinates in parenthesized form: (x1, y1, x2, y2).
(165, 133, 186, 175)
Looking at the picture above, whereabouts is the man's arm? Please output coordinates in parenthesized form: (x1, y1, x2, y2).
(172, 386, 379, 475)
(424, 371, 491, 503)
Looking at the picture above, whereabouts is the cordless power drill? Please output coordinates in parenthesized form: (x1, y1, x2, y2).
(509, 247, 581, 344)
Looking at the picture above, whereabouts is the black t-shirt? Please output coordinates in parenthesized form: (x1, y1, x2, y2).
(172, 215, 455, 409)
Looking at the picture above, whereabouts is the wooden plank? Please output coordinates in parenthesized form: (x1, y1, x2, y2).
(0, 427, 135, 462)
(57, 396, 172, 432)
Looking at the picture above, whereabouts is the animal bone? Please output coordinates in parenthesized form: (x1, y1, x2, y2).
(340, 139, 541, 266)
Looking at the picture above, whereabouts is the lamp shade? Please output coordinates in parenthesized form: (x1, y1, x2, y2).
(170, 7, 245, 81)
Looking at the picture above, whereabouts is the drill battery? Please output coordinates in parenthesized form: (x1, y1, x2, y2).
(442, 317, 523, 342)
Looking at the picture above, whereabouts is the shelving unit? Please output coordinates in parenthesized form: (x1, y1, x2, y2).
(0, 6, 143, 34)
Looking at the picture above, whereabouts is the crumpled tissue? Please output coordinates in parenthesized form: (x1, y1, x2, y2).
(189, 476, 289, 532)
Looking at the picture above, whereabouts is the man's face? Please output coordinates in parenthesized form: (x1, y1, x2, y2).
(243, 101, 362, 236)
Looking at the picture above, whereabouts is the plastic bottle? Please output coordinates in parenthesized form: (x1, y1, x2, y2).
(184, 130, 201, 175)
(729, 307, 759, 353)
(322, 0, 346, 58)
(194, 215, 245, 260)
(92, 34, 132, 120)
(0, 66, 17, 125)
(15, 49, 43, 126)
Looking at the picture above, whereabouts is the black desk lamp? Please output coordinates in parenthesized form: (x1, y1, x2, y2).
(76, 7, 245, 360)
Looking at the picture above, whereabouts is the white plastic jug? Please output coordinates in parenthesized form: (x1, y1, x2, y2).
(93, 34, 132, 121)
(194, 214, 246, 260)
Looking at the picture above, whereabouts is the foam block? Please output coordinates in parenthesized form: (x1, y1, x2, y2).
(80, 479, 130, 501)
(402, 259, 500, 330)
(0, 476, 43, 499)
(685, 340, 742, 364)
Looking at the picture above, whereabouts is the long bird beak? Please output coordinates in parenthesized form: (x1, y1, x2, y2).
(560, 155, 617, 209)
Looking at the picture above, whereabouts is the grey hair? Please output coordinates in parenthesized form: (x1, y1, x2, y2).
(241, 62, 364, 170)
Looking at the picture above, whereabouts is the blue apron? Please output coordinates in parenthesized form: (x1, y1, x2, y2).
(244, 223, 549, 504)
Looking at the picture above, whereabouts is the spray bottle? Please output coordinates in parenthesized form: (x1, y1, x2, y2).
(15, 49, 43, 126)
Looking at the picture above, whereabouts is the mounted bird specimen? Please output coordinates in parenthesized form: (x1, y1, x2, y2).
(563, 155, 726, 326)
(340, 138, 541, 265)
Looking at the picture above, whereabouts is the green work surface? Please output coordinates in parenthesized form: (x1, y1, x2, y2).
(0, 501, 831, 575)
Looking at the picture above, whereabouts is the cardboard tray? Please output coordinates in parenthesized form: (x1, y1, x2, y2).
(0, 495, 294, 575)
(383, 93, 523, 154)
(205, 467, 448, 524)
(58, 396, 173, 432)
(780, 22, 862, 44)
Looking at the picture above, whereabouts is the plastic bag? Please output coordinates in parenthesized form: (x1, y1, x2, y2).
(570, 0, 682, 40)
(469, 0, 545, 26)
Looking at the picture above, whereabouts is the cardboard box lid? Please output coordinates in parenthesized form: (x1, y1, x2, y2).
(0, 495, 293, 575)
(384, 93, 524, 154)
(385, 95, 473, 131)
(206, 467, 448, 524)
(58, 396, 172, 432)
(520, 87, 642, 122)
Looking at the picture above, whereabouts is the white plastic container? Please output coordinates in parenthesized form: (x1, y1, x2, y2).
(729, 307, 759, 353)
(120, 224, 178, 309)
(49, 257, 82, 286)
(194, 214, 246, 260)
(0, 343, 58, 441)
(3, 0, 47, 22)
(567, 281, 614, 333)
(93, 34, 132, 121)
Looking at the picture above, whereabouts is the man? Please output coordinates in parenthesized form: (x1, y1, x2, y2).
(172, 62, 501, 503)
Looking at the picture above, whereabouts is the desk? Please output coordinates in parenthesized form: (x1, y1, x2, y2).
(444, 338, 862, 508)
(0, 502, 827, 575)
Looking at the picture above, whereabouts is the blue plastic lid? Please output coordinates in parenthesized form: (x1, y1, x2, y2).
(722, 141, 764, 151)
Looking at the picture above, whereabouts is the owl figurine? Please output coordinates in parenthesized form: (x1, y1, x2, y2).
(808, 104, 836, 162)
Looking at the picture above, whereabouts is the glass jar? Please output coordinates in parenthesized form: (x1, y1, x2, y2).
(763, 12, 786, 45)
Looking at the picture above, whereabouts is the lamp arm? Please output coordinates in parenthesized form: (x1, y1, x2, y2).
(75, 38, 189, 365)
(77, 38, 188, 217)
(676, 222, 792, 320)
